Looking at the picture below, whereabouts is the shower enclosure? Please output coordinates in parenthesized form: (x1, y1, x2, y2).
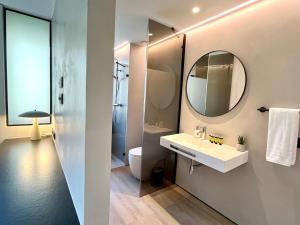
(112, 60, 129, 167)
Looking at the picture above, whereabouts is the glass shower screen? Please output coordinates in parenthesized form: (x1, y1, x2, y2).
(5, 10, 51, 125)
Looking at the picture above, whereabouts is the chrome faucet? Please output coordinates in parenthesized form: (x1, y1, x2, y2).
(194, 126, 206, 139)
(199, 126, 206, 139)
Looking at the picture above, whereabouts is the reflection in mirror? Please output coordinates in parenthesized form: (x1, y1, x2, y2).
(187, 51, 246, 117)
(148, 66, 176, 110)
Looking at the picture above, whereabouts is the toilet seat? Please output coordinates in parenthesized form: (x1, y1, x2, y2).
(129, 147, 142, 157)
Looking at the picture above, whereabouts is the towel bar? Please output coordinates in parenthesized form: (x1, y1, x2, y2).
(258, 106, 300, 148)
(257, 106, 300, 113)
(257, 107, 269, 112)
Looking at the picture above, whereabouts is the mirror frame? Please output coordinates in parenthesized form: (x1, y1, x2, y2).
(185, 50, 247, 117)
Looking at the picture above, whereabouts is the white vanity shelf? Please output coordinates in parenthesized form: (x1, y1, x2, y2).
(160, 133, 248, 173)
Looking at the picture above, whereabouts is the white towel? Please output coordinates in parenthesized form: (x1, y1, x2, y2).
(266, 108, 299, 166)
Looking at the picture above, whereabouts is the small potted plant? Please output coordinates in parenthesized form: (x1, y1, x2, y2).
(236, 136, 246, 152)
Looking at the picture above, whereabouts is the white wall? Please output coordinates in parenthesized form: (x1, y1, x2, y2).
(0, 5, 51, 144)
(1, 1, 114, 224)
(115, 44, 130, 64)
(52, 0, 87, 223)
(84, 0, 115, 224)
(178, 1, 300, 225)
(53, 0, 115, 224)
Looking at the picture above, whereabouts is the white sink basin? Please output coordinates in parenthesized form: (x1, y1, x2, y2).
(171, 134, 215, 149)
(160, 133, 248, 173)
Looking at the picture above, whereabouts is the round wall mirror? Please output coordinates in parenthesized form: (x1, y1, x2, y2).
(186, 51, 246, 117)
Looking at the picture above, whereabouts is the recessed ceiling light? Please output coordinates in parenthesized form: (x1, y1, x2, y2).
(192, 6, 200, 14)
(148, 33, 153, 36)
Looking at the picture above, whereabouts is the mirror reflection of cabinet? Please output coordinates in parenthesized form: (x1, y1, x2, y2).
(187, 51, 246, 117)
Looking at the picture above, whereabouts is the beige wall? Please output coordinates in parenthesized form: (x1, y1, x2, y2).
(126, 44, 146, 163)
(177, 1, 300, 225)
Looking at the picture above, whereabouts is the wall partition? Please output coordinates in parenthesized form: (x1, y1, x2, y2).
(4, 9, 51, 125)
(140, 19, 186, 196)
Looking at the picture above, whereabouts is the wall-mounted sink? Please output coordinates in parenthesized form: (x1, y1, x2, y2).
(160, 133, 248, 173)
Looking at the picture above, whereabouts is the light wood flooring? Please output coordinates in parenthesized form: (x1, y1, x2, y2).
(110, 166, 235, 225)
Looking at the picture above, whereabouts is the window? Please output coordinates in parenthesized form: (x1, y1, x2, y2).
(4, 9, 51, 126)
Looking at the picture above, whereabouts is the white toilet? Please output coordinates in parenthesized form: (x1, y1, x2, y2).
(128, 147, 142, 180)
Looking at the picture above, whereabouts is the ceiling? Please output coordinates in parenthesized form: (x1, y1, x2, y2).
(0, 0, 55, 19)
(115, 0, 250, 47)
(0, 0, 252, 46)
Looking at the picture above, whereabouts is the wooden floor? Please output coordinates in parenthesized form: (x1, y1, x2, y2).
(110, 166, 235, 225)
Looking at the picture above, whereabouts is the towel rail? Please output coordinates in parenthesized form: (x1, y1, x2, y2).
(257, 107, 269, 112)
(258, 106, 300, 148)
(257, 106, 300, 114)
